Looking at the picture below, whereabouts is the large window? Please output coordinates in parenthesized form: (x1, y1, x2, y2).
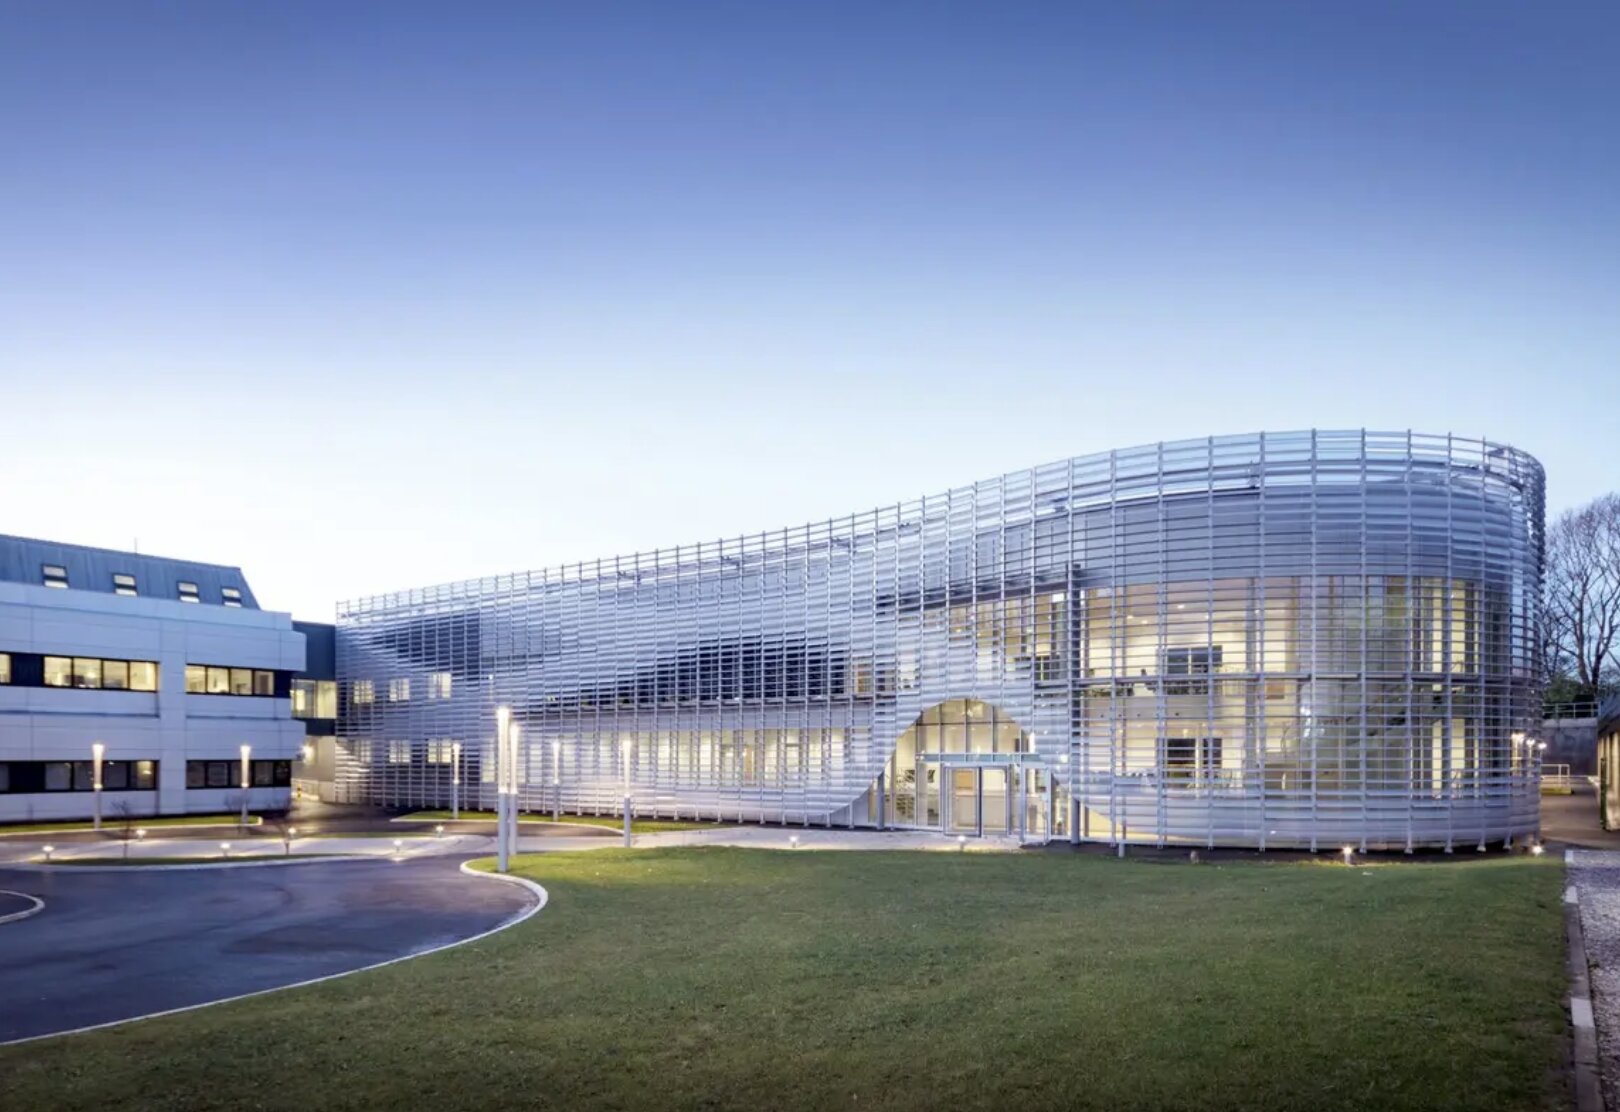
(184, 759, 292, 789)
(428, 672, 452, 700)
(388, 678, 410, 703)
(41, 655, 159, 691)
(0, 759, 157, 793)
(291, 679, 338, 719)
(186, 664, 277, 696)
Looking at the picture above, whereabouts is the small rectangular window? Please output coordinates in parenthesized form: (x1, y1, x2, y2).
(229, 668, 253, 696)
(388, 678, 410, 702)
(387, 740, 412, 764)
(113, 573, 137, 597)
(315, 680, 338, 719)
(206, 761, 231, 788)
(206, 666, 231, 694)
(42, 564, 68, 588)
(103, 760, 130, 790)
(43, 657, 71, 687)
(134, 760, 156, 790)
(102, 660, 130, 690)
(0, 653, 9, 685)
(186, 761, 204, 788)
(185, 665, 206, 693)
(45, 762, 72, 790)
(351, 680, 375, 705)
(178, 581, 200, 603)
(222, 586, 243, 608)
(129, 661, 158, 692)
(72, 658, 102, 689)
(428, 672, 453, 700)
(253, 670, 274, 696)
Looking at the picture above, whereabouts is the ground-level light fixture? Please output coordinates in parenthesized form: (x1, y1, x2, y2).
(220, 841, 231, 858)
(435, 824, 445, 838)
(392, 838, 404, 854)
(958, 834, 968, 852)
(1531, 843, 1546, 856)
(41, 844, 54, 862)
(1341, 845, 1354, 865)
(135, 828, 147, 842)
(789, 835, 799, 849)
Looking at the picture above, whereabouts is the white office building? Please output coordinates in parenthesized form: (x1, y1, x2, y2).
(0, 536, 306, 824)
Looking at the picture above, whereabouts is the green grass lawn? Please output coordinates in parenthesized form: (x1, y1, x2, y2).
(0, 848, 1567, 1112)
(0, 814, 263, 835)
(397, 808, 725, 834)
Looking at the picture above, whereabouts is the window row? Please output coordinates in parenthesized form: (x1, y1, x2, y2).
(347, 673, 452, 706)
(44, 656, 160, 691)
(0, 759, 158, 793)
(184, 665, 279, 697)
(184, 759, 293, 789)
(38, 564, 245, 605)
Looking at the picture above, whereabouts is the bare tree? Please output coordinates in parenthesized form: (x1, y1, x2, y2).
(1545, 493, 1620, 694)
(110, 800, 138, 860)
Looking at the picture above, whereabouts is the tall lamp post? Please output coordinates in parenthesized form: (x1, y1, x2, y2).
(508, 721, 524, 854)
(552, 739, 561, 823)
(495, 706, 512, 873)
(622, 743, 633, 848)
(239, 744, 252, 829)
(451, 740, 462, 821)
(91, 742, 105, 831)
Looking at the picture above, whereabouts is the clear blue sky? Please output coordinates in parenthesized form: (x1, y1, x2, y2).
(2, 2, 1615, 619)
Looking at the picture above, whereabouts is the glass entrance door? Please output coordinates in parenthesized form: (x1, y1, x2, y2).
(980, 768, 1009, 833)
(948, 768, 978, 833)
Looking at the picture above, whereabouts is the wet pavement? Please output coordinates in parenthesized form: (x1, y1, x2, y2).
(0, 855, 535, 1044)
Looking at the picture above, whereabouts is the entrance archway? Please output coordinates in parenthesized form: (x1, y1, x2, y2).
(876, 699, 1053, 837)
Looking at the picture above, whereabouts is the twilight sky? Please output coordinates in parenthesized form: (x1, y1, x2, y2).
(1, 2, 1616, 620)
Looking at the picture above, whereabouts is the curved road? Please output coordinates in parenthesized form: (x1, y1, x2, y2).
(0, 856, 536, 1044)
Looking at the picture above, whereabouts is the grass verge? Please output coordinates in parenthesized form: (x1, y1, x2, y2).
(0, 848, 1567, 1112)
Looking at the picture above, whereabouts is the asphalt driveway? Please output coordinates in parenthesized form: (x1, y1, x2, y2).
(0, 856, 536, 1044)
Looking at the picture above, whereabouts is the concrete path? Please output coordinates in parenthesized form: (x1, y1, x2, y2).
(1565, 850, 1620, 1110)
(0, 825, 1025, 865)
(0, 855, 536, 1044)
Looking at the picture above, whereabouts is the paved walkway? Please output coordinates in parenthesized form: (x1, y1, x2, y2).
(0, 825, 1026, 865)
(0, 855, 536, 1044)
(1566, 850, 1620, 1110)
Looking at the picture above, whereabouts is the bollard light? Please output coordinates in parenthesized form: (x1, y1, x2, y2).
(958, 834, 968, 853)
(136, 828, 147, 842)
(1341, 845, 1354, 865)
(42, 844, 54, 862)
(392, 838, 403, 855)
(435, 824, 445, 838)
(1531, 843, 1546, 856)
(220, 841, 231, 858)
(789, 835, 800, 850)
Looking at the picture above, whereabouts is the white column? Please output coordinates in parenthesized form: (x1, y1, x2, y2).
(495, 706, 512, 872)
(91, 742, 105, 831)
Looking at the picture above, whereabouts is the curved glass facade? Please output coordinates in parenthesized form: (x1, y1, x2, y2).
(337, 429, 1545, 850)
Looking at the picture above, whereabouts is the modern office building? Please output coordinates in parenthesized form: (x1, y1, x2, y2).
(0, 536, 306, 823)
(335, 430, 1546, 851)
